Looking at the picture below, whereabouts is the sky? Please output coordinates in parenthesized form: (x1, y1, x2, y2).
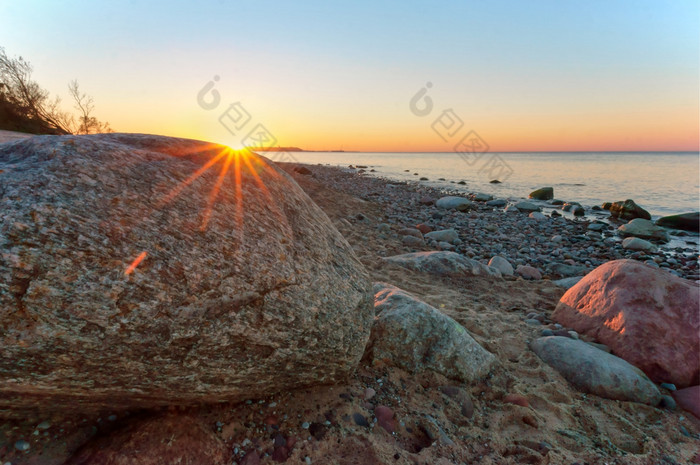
(1, 0, 698, 152)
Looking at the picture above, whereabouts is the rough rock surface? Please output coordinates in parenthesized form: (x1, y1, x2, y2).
(367, 283, 495, 383)
(64, 414, 227, 465)
(552, 260, 699, 388)
(0, 133, 373, 416)
(383, 251, 501, 278)
(609, 199, 651, 221)
(531, 336, 661, 405)
(617, 218, 670, 242)
(656, 212, 700, 232)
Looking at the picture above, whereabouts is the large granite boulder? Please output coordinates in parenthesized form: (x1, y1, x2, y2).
(617, 218, 670, 242)
(382, 251, 501, 278)
(655, 212, 700, 232)
(609, 199, 651, 221)
(367, 283, 495, 383)
(552, 260, 699, 388)
(531, 336, 661, 405)
(0, 133, 373, 416)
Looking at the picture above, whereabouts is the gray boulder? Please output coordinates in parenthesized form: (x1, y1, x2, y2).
(383, 251, 501, 278)
(548, 263, 588, 278)
(473, 192, 493, 202)
(368, 283, 495, 383)
(487, 256, 514, 276)
(531, 337, 661, 405)
(486, 199, 507, 207)
(425, 229, 459, 244)
(514, 201, 541, 212)
(622, 237, 658, 253)
(435, 196, 474, 211)
(0, 134, 373, 416)
(618, 218, 670, 242)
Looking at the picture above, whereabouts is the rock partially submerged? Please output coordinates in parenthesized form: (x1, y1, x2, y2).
(656, 212, 700, 232)
(367, 283, 495, 383)
(0, 133, 373, 416)
(531, 336, 661, 405)
(552, 259, 699, 388)
(383, 251, 501, 278)
(529, 187, 553, 200)
(609, 199, 651, 221)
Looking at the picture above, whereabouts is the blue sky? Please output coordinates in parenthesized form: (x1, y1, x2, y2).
(1, 0, 698, 150)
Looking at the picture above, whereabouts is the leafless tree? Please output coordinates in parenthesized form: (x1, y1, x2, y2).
(0, 47, 73, 133)
(68, 80, 111, 134)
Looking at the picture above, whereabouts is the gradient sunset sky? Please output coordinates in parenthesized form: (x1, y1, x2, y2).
(2, 0, 698, 152)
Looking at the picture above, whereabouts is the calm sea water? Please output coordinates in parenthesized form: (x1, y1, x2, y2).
(271, 151, 699, 218)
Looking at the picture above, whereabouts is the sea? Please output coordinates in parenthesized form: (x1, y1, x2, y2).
(270, 151, 699, 219)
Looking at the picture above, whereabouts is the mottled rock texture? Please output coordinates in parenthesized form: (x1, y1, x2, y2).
(0, 133, 372, 416)
(531, 336, 661, 405)
(552, 259, 699, 388)
(367, 283, 495, 383)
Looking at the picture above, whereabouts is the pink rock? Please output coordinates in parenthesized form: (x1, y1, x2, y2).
(503, 393, 530, 407)
(364, 387, 376, 400)
(552, 259, 699, 388)
(672, 386, 700, 419)
(416, 223, 433, 234)
(374, 405, 396, 433)
(515, 265, 542, 280)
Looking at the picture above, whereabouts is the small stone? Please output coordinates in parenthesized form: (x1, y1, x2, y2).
(37, 421, 51, 430)
(352, 412, 370, 427)
(660, 383, 677, 391)
(659, 395, 676, 410)
(301, 421, 310, 429)
(541, 329, 554, 336)
(364, 387, 376, 400)
(14, 440, 30, 451)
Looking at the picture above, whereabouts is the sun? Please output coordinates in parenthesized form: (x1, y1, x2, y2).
(124, 143, 284, 275)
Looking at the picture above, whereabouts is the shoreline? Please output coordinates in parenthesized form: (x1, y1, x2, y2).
(284, 162, 699, 283)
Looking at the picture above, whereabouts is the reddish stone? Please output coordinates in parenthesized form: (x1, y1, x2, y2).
(374, 405, 396, 433)
(503, 394, 529, 407)
(240, 451, 261, 465)
(553, 260, 699, 388)
(672, 386, 700, 419)
(264, 415, 279, 426)
(515, 265, 542, 280)
(416, 223, 433, 234)
(271, 446, 289, 462)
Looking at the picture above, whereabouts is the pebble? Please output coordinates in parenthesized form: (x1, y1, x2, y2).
(14, 440, 30, 452)
(352, 412, 370, 427)
(364, 387, 376, 400)
(660, 383, 677, 391)
(659, 395, 676, 410)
